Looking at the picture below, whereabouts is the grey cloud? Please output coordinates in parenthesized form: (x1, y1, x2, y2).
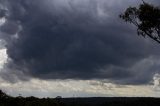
(0, 0, 160, 84)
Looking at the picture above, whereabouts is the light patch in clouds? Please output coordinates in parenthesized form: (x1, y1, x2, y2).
(153, 73, 160, 90)
(0, 17, 6, 26)
(0, 48, 7, 69)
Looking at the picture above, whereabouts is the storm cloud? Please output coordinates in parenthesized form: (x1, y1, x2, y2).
(0, 0, 160, 84)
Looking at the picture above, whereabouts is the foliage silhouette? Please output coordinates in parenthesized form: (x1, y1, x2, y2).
(120, 1, 160, 43)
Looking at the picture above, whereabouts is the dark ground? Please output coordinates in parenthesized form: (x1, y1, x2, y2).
(1, 90, 160, 106)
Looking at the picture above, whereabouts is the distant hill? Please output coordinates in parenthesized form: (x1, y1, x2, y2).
(0, 90, 160, 106)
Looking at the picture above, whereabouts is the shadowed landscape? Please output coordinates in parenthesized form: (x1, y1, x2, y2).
(1, 90, 160, 106)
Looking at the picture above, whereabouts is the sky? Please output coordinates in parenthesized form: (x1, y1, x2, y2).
(0, 0, 160, 97)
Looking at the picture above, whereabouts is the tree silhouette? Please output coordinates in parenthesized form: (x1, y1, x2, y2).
(120, 1, 160, 43)
(0, 90, 9, 98)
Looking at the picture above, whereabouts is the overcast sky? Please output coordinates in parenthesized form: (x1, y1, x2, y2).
(0, 0, 160, 97)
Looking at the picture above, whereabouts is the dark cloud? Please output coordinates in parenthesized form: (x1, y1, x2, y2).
(0, 0, 160, 84)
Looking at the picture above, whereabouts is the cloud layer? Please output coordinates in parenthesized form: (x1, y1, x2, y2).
(0, 0, 160, 84)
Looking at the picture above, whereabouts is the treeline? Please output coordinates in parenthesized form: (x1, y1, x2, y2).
(1, 90, 160, 106)
(0, 90, 62, 106)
